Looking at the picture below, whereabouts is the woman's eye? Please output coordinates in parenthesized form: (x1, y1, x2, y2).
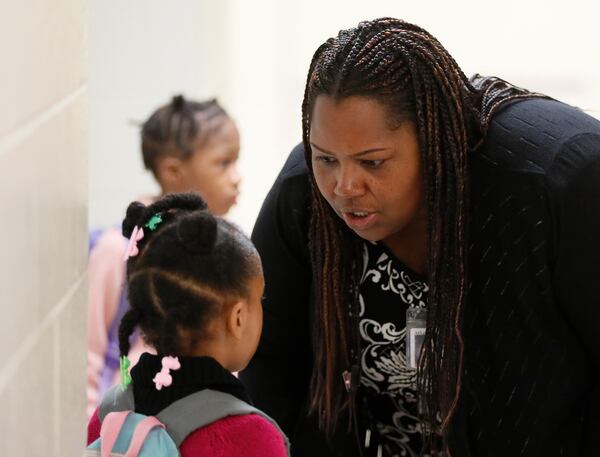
(361, 159, 384, 168)
(315, 155, 336, 165)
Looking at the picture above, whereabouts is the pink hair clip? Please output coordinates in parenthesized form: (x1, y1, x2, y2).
(152, 356, 181, 391)
(123, 226, 144, 261)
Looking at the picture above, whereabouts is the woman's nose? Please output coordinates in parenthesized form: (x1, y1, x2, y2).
(334, 166, 363, 198)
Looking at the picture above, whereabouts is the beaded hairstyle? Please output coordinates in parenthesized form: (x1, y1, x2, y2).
(301, 17, 542, 452)
(118, 192, 260, 358)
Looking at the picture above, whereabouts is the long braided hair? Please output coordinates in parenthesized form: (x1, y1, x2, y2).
(301, 18, 543, 452)
(118, 192, 260, 358)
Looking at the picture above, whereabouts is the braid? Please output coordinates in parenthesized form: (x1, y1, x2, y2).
(141, 192, 207, 224)
(160, 314, 180, 356)
(122, 193, 208, 261)
(140, 96, 230, 176)
(159, 304, 196, 355)
(118, 307, 141, 356)
(302, 17, 546, 453)
(470, 74, 551, 135)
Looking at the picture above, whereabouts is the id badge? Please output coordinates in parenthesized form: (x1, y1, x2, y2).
(406, 307, 426, 369)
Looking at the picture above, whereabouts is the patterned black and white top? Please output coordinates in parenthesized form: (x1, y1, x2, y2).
(358, 241, 429, 457)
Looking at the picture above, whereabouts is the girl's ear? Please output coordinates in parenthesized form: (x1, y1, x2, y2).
(156, 156, 186, 189)
(226, 300, 247, 340)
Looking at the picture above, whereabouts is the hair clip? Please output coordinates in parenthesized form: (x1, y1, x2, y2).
(120, 355, 132, 390)
(153, 356, 181, 391)
(144, 213, 163, 231)
(123, 226, 144, 261)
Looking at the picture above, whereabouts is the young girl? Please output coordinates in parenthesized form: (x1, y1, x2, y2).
(87, 96, 241, 416)
(87, 192, 289, 457)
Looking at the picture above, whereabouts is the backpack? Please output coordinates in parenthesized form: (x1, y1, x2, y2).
(84, 384, 291, 457)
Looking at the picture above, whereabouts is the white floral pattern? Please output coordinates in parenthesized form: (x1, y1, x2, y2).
(358, 242, 429, 457)
(361, 245, 428, 308)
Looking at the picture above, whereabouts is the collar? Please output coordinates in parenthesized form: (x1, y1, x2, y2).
(131, 353, 251, 415)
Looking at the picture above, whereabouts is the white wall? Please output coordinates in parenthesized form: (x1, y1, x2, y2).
(0, 0, 88, 454)
(90, 0, 600, 235)
(89, 0, 217, 229)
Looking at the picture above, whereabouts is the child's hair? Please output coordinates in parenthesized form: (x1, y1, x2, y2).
(141, 95, 230, 177)
(118, 192, 260, 357)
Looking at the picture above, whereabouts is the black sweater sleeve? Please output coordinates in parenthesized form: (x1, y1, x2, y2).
(239, 144, 313, 435)
(551, 133, 600, 455)
(553, 133, 600, 366)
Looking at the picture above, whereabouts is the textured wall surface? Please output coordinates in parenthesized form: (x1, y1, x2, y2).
(0, 0, 88, 454)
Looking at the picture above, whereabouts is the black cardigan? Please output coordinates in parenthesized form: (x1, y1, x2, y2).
(240, 98, 600, 457)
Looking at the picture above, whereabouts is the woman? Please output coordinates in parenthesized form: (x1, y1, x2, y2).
(240, 18, 600, 457)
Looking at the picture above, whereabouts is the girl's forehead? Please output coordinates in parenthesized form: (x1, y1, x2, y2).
(193, 113, 235, 139)
(193, 118, 239, 153)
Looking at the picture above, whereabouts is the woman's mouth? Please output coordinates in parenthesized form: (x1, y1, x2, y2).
(341, 210, 377, 230)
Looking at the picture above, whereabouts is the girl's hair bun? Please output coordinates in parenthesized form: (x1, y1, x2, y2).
(176, 211, 218, 254)
(171, 94, 186, 111)
(122, 201, 147, 238)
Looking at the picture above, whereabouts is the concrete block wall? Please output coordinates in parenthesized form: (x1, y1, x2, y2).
(0, 0, 88, 455)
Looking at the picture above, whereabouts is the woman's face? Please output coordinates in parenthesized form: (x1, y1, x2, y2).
(310, 95, 426, 245)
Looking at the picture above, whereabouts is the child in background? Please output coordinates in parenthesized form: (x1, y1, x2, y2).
(87, 96, 241, 417)
(87, 193, 288, 457)
(141, 95, 241, 214)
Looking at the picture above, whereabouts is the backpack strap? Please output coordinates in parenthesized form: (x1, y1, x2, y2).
(100, 411, 131, 457)
(157, 389, 291, 455)
(97, 410, 168, 457)
(99, 384, 134, 421)
(123, 416, 165, 457)
(100, 386, 291, 456)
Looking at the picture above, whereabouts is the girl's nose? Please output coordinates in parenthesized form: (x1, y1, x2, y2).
(230, 165, 242, 187)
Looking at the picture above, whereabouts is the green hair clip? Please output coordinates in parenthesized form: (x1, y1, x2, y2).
(120, 355, 132, 390)
(144, 213, 163, 231)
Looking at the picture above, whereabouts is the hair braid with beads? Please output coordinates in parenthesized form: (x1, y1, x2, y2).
(117, 192, 260, 359)
(301, 17, 545, 453)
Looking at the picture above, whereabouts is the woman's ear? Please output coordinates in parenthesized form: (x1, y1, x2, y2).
(226, 300, 247, 340)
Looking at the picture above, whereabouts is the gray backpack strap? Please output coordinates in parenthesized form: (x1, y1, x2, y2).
(98, 384, 134, 421)
(157, 389, 291, 456)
